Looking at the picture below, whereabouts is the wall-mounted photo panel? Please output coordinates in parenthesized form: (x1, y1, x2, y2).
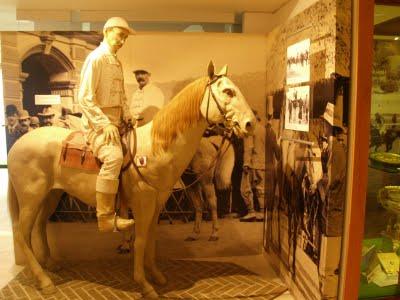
(284, 85, 310, 132)
(286, 39, 310, 85)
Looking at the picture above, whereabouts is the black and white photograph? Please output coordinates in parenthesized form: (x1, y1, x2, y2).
(286, 39, 311, 85)
(285, 86, 310, 132)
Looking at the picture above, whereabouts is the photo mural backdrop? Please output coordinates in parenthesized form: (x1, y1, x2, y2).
(2, 31, 268, 259)
(263, 0, 351, 299)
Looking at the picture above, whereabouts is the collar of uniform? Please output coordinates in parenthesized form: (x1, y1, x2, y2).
(99, 41, 116, 56)
(139, 82, 153, 91)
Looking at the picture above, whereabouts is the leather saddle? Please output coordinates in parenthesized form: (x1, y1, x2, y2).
(60, 128, 140, 182)
(59, 131, 102, 172)
(59, 129, 133, 172)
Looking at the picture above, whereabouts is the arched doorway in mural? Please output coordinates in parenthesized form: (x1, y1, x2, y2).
(21, 45, 75, 116)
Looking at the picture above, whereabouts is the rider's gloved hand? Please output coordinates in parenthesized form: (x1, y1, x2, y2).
(103, 124, 120, 144)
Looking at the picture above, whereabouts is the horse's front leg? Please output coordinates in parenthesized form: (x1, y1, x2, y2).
(203, 182, 219, 241)
(133, 193, 158, 299)
(185, 184, 202, 241)
(145, 205, 167, 286)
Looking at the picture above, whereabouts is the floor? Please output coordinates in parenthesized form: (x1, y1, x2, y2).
(0, 169, 23, 289)
(40, 217, 265, 262)
(0, 168, 294, 299)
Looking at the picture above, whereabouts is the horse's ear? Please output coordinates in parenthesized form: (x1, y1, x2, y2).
(216, 64, 228, 76)
(207, 61, 215, 79)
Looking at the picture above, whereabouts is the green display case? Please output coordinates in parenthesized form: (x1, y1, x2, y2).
(359, 238, 400, 299)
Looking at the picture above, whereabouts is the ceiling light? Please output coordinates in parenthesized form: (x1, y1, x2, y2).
(395, 37, 399, 41)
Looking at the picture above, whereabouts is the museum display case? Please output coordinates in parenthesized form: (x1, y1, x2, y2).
(0, 0, 361, 299)
(357, 2, 400, 298)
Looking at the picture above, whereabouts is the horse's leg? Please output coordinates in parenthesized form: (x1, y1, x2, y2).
(32, 190, 63, 272)
(117, 199, 133, 254)
(185, 184, 202, 241)
(133, 194, 158, 299)
(15, 186, 55, 294)
(145, 205, 167, 286)
(202, 181, 219, 241)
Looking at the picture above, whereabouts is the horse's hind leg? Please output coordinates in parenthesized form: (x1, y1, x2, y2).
(15, 188, 56, 294)
(32, 190, 63, 272)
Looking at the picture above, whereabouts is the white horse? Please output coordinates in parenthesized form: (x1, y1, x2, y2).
(7, 62, 255, 299)
(185, 135, 235, 242)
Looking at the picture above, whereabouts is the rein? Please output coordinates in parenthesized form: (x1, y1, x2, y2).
(122, 125, 231, 192)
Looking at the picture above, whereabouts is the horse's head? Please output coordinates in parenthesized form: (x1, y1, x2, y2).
(200, 61, 256, 137)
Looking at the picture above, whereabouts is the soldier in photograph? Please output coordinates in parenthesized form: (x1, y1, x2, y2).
(129, 68, 165, 126)
(240, 110, 266, 222)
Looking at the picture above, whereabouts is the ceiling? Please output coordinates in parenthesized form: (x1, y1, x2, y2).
(15, 0, 290, 13)
(374, 5, 400, 25)
(374, 16, 400, 36)
(374, 5, 400, 36)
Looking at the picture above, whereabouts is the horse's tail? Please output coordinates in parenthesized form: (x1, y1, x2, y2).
(7, 178, 19, 227)
(214, 142, 235, 190)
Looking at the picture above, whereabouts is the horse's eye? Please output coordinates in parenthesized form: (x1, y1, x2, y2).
(223, 88, 235, 98)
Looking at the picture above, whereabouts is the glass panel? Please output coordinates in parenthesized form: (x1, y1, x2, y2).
(359, 3, 400, 299)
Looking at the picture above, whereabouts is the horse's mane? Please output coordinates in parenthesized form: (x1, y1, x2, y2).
(151, 77, 208, 154)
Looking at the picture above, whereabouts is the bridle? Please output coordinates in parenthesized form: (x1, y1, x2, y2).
(204, 75, 238, 136)
(205, 76, 225, 124)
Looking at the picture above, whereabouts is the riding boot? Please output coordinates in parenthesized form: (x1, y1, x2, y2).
(96, 192, 134, 232)
(256, 192, 265, 222)
(240, 210, 256, 222)
(256, 211, 265, 222)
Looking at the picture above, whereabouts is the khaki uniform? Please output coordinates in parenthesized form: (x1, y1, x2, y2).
(321, 136, 347, 236)
(129, 82, 165, 125)
(78, 42, 132, 194)
(241, 122, 266, 212)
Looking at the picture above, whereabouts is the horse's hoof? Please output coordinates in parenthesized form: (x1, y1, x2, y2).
(208, 236, 219, 242)
(142, 287, 159, 299)
(46, 259, 62, 272)
(40, 282, 56, 295)
(157, 277, 168, 286)
(116, 244, 131, 254)
(152, 273, 168, 286)
(185, 233, 200, 241)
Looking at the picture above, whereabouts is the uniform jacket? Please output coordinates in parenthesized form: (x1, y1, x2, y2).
(78, 42, 131, 133)
(243, 121, 266, 170)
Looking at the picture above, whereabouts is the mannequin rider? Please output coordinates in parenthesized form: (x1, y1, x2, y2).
(78, 17, 135, 232)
